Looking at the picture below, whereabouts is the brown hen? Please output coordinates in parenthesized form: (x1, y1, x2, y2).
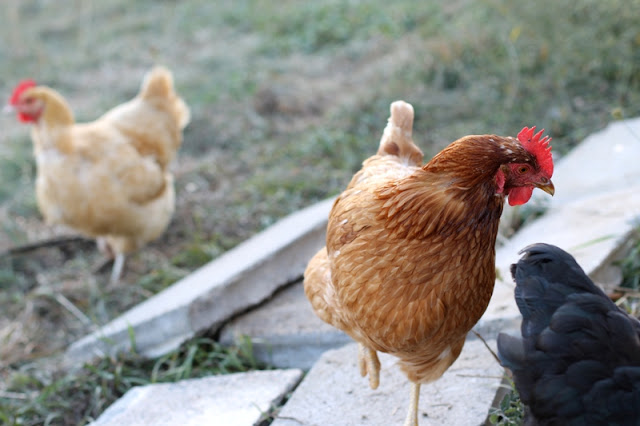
(304, 100, 554, 425)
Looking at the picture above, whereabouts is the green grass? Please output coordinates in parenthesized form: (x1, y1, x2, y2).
(620, 233, 640, 291)
(488, 378, 524, 426)
(0, 336, 262, 426)
(242, 1, 428, 54)
(0, 135, 39, 235)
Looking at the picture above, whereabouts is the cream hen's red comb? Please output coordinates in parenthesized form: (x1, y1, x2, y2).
(518, 126, 553, 176)
(9, 79, 36, 105)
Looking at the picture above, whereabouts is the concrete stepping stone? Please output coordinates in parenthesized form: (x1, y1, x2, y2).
(544, 117, 640, 205)
(272, 339, 502, 426)
(90, 369, 302, 426)
(220, 280, 351, 370)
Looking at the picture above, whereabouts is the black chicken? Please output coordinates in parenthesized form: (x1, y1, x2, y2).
(497, 243, 640, 426)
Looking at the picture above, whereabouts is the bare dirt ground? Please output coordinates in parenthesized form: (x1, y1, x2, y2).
(1, 0, 638, 384)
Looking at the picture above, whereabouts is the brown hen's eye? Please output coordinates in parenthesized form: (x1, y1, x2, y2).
(518, 166, 529, 174)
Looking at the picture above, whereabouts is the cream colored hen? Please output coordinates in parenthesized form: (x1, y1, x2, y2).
(7, 66, 190, 282)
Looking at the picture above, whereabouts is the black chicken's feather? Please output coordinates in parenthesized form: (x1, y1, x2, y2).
(497, 243, 640, 425)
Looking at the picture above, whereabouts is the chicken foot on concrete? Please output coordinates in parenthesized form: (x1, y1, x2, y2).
(357, 343, 380, 389)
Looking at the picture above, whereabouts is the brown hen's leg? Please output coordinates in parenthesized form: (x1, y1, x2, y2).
(403, 382, 421, 426)
(357, 343, 380, 389)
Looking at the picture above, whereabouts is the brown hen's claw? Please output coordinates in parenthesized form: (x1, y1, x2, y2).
(357, 343, 367, 377)
(358, 343, 381, 389)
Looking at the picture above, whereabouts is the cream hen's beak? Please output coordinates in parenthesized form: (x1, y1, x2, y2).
(3, 104, 15, 114)
(535, 179, 555, 196)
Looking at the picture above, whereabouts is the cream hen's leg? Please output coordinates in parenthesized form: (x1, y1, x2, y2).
(110, 253, 126, 284)
(403, 382, 421, 426)
(96, 237, 112, 257)
(357, 343, 380, 389)
(96, 238, 125, 284)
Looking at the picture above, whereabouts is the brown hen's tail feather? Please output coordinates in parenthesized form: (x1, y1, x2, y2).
(377, 100, 423, 166)
(139, 66, 191, 129)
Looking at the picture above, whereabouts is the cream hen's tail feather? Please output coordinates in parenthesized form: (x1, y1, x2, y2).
(377, 100, 423, 167)
(139, 66, 191, 129)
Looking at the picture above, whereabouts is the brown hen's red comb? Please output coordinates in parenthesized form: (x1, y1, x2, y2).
(9, 79, 36, 105)
(518, 126, 553, 176)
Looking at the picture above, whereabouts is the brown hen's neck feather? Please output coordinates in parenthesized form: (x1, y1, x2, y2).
(376, 135, 529, 240)
(426, 135, 530, 183)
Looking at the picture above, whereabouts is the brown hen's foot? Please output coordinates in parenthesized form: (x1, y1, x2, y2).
(357, 343, 380, 389)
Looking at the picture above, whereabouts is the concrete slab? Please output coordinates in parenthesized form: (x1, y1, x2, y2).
(66, 197, 335, 363)
(545, 117, 640, 206)
(272, 339, 503, 426)
(482, 118, 640, 325)
(481, 185, 640, 339)
(220, 280, 352, 369)
(90, 369, 303, 426)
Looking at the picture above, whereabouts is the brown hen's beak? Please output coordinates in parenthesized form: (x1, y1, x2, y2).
(535, 179, 555, 196)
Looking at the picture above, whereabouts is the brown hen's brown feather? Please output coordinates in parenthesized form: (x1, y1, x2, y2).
(304, 101, 554, 390)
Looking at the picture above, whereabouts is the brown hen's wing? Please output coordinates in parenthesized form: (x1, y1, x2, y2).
(305, 100, 423, 341)
(304, 246, 350, 332)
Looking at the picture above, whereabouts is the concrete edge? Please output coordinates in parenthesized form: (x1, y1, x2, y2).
(65, 197, 335, 363)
